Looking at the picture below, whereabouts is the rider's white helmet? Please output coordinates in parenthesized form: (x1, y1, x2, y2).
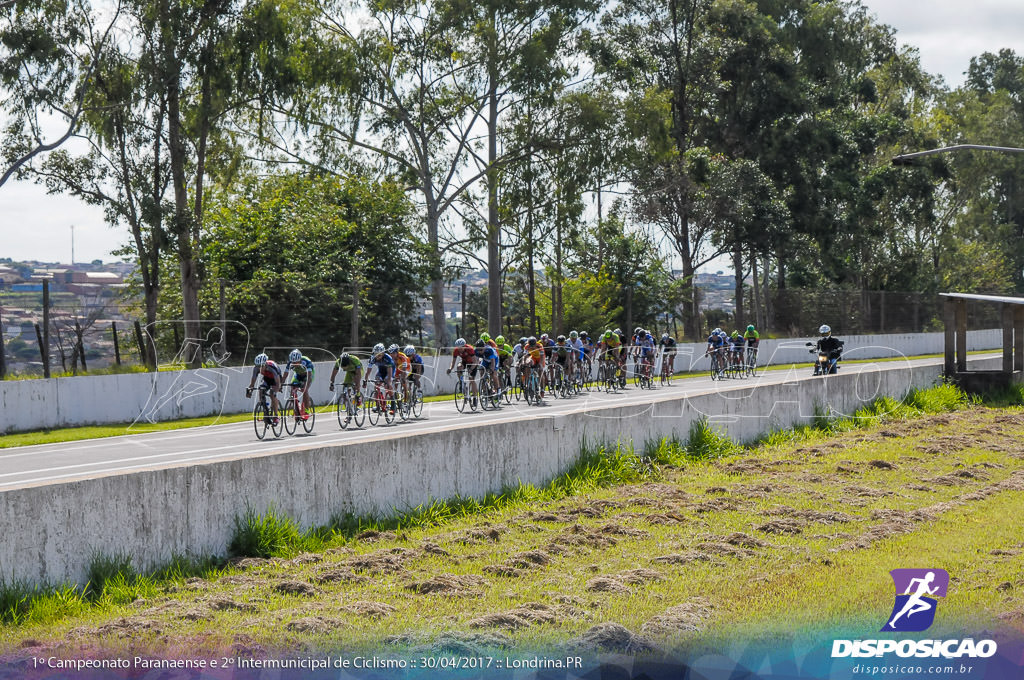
(454, 338, 466, 347)
(254, 353, 268, 366)
(404, 345, 415, 355)
(819, 324, 831, 335)
(288, 348, 302, 362)
(372, 343, 386, 355)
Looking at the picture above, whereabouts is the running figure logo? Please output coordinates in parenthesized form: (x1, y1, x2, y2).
(882, 568, 949, 632)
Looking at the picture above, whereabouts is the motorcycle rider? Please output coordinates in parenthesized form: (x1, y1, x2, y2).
(814, 324, 844, 373)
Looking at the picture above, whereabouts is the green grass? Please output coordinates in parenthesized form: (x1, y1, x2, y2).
(0, 412, 252, 448)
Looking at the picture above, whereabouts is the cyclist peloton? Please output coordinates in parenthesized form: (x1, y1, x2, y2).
(446, 338, 480, 403)
(364, 343, 397, 413)
(246, 353, 283, 424)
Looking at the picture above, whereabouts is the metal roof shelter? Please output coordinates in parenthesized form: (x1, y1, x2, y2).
(941, 292, 1024, 391)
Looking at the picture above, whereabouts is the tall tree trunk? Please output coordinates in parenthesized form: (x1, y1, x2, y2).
(733, 240, 744, 330)
(485, 11, 501, 337)
(161, 0, 201, 369)
(751, 252, 764, 331)
(425, 208, 447, 348)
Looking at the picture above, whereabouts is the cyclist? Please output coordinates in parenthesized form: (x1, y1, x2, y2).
(282, 348, 316, 419)
(512, 337, 528, 390)
(363, 343, 397, 413)
(446, 338, 479, 404)
(743, 324, 760, 368)
(639, 331, 656, 380)
(523, 335, 546, 398)
(599, 329, 624, 378)
(388, 344, 411, 404)
(729, 331, 746, 368)
(553, 334, 572, 386)
(329, 352, 363, 403)
(568, 330, 584, 380)
(246, 353, 283, 424)
(705, 328, 726, 371)
(495, 335, 514, 393)
(404, 344, 425, 390)
(659, 332, 677, 378)
(475, 338, 501, 399)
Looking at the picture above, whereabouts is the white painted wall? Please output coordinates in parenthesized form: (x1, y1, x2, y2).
(1, 357, 995, 586)
(0, 329, 1002, 434)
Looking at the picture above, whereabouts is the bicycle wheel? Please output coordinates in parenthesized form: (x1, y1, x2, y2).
(352, 390, 366, 427)
(301, 400, 316, 433)
(480, 378, 493, 411)
(530, 373, 542, 403)
(253, 400, 268, 440)
(337, 390, 352, 429)
(367, 390, 381, 425)
(270, 400, 284, 437)
(383, 394, 396, 423)
(747, 349, 758, 376)
(284, 396, 298, 435)
(411, 387, 424, 418)
(454, 377, 467, 413)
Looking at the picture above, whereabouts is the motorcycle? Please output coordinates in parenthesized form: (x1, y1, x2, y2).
(805, 342, 840, 375)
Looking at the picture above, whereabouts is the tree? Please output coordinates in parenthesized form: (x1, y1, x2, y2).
(0, 0, 122, 187)
(198, 172, 430, 353)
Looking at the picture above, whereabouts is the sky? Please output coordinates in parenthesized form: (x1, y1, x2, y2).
(2, 0, 1023, 266)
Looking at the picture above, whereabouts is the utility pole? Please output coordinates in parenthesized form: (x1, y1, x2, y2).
(42, 278, 50, 378)
(70, 224, 75, 264)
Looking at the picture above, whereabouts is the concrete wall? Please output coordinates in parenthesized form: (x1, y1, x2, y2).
(0, 358, 989, 586)
(0, 329, 1002, 434)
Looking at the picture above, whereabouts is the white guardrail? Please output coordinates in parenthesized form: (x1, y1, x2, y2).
(0, 329, 1002, 434)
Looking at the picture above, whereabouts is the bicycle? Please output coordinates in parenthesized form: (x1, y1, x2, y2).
(365, 379, 395, 425)
(283, 383, 316, 435)
(660, 354, 672, 386)
(453, 369, 478, 413)
(745, 346, 759, 376)
(249, 386, 283, 440)
(523, 365, 543, 405)
(336, 383, 365, 429)
(708, 350, 725, 380)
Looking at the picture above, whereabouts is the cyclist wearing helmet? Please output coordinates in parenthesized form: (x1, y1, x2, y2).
(743, 324, 760, 346)
(568, 330, 584, 378)
(364, 343, 397, 410)
(524, 336, 546, 398)
(639, 331, 656, 379)
(659, 332, 677, 377)
(282, 348, 316, 419)
(447, 338, 480, 403)
(580, 331, 594, 361)
(388, 344, 412, 403)
(329, 352, 363, 395)
(404, 345, 424, 389)
(729, 331, 745, 368)
(598, 329, 623, 374)
(246, 353, 283, 424)
(705, 328, 726, 362)
(552, 334, 572, 384)
(494, 335, 513, 389)
(475, 338, 501, 398)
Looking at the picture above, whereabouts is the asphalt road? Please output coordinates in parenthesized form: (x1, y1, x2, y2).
(0, 356, 957, 492)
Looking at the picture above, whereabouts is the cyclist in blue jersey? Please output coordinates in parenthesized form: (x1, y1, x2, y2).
(283, 348, 315, 418)
(363, 343, 397, 411)
(475, 338, 501, 397)
(404, 345, 424, 389)
(639, 331, 656, 380)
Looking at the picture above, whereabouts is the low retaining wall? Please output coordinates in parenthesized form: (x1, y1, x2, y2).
(0, 330, 1002, 434)
(0, 357, 985, 586)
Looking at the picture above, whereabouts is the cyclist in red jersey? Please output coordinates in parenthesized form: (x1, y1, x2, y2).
(446, 337, 480, 400)
(246, 353, 283, 423)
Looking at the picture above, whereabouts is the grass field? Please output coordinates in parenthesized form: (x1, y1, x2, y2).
(1, 386, 1022, 660)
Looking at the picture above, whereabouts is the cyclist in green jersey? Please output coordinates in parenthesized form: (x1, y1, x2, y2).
(329, 353, 363, 392)
(283, 348, 316, 417)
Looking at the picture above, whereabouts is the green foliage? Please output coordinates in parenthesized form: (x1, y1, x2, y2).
(229, 506, 306, 559)
(684, 419, 742, 461)
(197, 172, 430, 352)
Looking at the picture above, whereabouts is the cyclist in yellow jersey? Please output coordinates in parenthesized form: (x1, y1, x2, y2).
(524, 336, 546, 397)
